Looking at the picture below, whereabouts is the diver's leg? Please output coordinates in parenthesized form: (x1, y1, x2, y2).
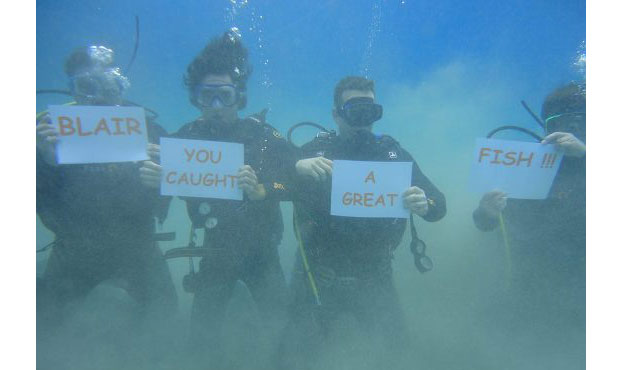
(242, 245, 289, 369)
(122, 241, 178, 320)
(118, 241, 180, 365)
(355, 272, 412, 369)
(243, 245, 288, 336)
(38, 238, 108, 331)
(188, 257, 237, 368)
(276, 254, 331, 370)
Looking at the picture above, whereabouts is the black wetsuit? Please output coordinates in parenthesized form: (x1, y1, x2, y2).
(473, 156, 585, 358)
(279, 130, 446, 369)
(36, 118, 178, 328)
(172, 115, 295, 362)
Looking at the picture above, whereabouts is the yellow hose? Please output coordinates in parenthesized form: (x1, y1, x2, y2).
(293, 207, 321, 306)
(498, 212, 512, 288)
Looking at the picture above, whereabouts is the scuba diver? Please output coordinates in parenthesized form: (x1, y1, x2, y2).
(139, 31, 295, 368)
(277, 76, 447, 369)
(36, 45, 178, 332)
(472, 82, 586, 364)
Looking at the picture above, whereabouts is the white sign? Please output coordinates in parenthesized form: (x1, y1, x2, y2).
(160, 137, 244, 200)
(49, 105, 149, 164)
(330, 160, 412, 218)
(468, 138, 564, 199)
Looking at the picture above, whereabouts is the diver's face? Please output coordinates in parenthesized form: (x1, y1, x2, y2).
(333, 89, 377, 133)
(546, 112, 586, 142)
(197, 74, 239, 123)
(70, 68, 124, 106)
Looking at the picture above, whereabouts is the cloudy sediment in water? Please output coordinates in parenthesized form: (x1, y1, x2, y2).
(37, 1, 585, 369)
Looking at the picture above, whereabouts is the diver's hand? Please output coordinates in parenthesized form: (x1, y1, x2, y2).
(147, 143, 161, 161)
(403, 186, 429, 216)
(238, 165, 266, 201)
(36, 116, 58, 166)
(478, 190, 507, 219)
(295, 157, 333, 182)
(541, 132, 585, 158)
(140, 161, 163, 189)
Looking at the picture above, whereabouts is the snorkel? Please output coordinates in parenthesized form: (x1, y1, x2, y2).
(487, 82, 586, 141)
(486, 100, 545, 141)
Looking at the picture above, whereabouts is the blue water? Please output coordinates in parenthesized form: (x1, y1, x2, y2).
(37, 0, 584, 131)
(36, 1, 585, 369)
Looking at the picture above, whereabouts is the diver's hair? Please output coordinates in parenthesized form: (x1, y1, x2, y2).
(333, 76, 375, 108)
(541, 82, 586, 119)
(184, 32, 252, 93)
(64, 47, 96, 77)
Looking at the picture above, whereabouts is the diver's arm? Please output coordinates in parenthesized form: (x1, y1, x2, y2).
(472, 207, 500, 231)
(256, 125, 331, 203)
(259, 128, 301, 202)
(472, 190, 506, 231)
(409, 159, 446, 222)
(36, 145, 65, 230)
(286, 139, 334, 204)
(142, 120, 173, 224)
(36, 114, 62, 195)
(36, 150, 61, 193)
(541, 132, 586, 158)
(36, 116, 58, 166)
(140, 121, 166, 189)
(294, 157, 333, 182)
(238, 165, 266, 200)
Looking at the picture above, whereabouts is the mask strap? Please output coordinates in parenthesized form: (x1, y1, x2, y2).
(544, 112, 586, 133)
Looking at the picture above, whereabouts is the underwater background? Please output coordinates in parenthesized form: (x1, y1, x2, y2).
(36, 0, 586, 369)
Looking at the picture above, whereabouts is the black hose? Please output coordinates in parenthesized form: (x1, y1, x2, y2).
(36, 240, 55, 253)
(521, 100, 545, 129)
(286, 121, 331, 148)
(125, 100, 159, 120)
(486, 125, 544, 141)
(36, 89, 73, 96)
(124, 16, 140, 74)
(36, 89, 159, 120)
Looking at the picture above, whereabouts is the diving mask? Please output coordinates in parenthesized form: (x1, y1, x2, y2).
(338, 97, 383, 127)
(69, 67, 130, 104)
(193, 84, 239, 108)
(544, 112, 586, 134)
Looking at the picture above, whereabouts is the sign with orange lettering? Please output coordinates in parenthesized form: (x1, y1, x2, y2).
(49, 105, 149, 164)
(160, 137, 243, 200)
(469, 138, 564, 199)
(330, 160, 412, 218)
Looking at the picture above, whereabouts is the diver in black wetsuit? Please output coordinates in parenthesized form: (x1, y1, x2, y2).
(278, 76, 447, 369)
(140, 31, 295, 368)
(36, 46, 177, 330)
(473, 82, 586, 363)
